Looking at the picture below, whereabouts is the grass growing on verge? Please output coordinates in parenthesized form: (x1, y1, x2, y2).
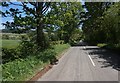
(2, 56, 44, 81)
(97, 43, 120, 54)
(2, 44, 70, 81)
(54, 44, 70, 55)
(1, 39, 21, 49)
(97, 43, 107, 48)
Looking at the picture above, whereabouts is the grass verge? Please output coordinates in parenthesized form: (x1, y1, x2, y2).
(97, 43, 107, 48)
(54, 43, 70, 55)
(97, 43, 120, 54)
(2, 44, 70, 81)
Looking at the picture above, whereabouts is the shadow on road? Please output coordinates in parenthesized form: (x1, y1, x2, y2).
(71, 41, 88, 47)
(84, 46, 120, 71)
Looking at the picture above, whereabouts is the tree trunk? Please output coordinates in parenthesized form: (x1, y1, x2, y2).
(36, 2, 45, 50)
(37, 23, 45, 50)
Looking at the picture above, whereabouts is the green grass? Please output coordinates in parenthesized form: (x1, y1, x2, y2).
(2, 43, 70, 81)
(1, 39, 21, 49)
(2, 56, 44, 81)
(97, 43, 120, 53)
(97, 43, 107, 48)
(53, 44, 70, 55)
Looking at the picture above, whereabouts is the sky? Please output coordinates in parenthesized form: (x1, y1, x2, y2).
(0, 1, 34, 29)
(0, 0, 85, 29)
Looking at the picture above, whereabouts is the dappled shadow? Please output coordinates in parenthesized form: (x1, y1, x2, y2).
(84, 46, 120, 71)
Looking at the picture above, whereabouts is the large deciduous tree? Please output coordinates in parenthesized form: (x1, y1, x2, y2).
(102, 2, 120, 44)
(82, 2, 113, 44)
(46, 2, 83, 43)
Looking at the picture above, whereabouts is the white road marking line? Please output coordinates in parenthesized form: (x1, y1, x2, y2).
(88, 54, 95, 66)
(83, 46, 95, 66)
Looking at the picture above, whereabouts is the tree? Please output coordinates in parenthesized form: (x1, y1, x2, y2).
(46, 2, 83, 43)
(2, 2, 50, 50)
(82, 2, 113, 44)
(102, 2, 120, 44)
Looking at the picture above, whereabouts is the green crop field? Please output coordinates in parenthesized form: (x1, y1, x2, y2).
(1, 39, 21, 49)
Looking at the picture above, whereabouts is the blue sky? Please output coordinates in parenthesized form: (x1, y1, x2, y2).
(0, 2, 22, 29)
(0, 2, 35, 29)
(0, 1, 85, 29)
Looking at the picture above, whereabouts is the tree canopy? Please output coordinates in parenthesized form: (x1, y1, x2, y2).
(82, 2, 120, 45)
(1, 2, 84, 49)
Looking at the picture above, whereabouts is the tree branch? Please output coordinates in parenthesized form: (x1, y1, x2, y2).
(42, 3, 50, 14)
(29, 2, 36, 6)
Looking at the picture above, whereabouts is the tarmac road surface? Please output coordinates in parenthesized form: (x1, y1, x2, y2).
(38, 45, 119, 81)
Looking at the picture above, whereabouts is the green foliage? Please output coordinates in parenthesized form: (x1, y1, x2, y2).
(37, 49, 56, 63)
(98, 43, 120, 53)
(2, 41, 37, 64)
(2, 34, 9, 39)
(19, 41, 38, 57)
(82, 2, 113, 44)
(83, 2, 120, 50)
(2, 48, 20, 64)
(2, 44, 70, 81)
(47, 2, 83, 43)
(102, 2, 120, 44)
(2, 56, 43, 81)
(97, 43, 107, 48)
(2, 2, 51, 49)
(20, 34, 29, 40)
(48, 33, 59, 41)
(50, 40, 64, 45)
(105, 43, 120, 51)
(53, 44, 70, 55)
(2, 39, 38, 64)
(69, 29, 83, 46)
(2, 51, 45, 81)
(44, 33, 51, 49)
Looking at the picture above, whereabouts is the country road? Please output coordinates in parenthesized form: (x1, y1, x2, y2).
(38, 46, 119, 81)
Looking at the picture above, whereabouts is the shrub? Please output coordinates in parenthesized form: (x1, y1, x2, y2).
(2, 56, 43, 81)
(2, 44, 70, 81)
(50, 40, 64, 45)
(20, 35, 29, 40)
(2, 41, 38, 64)
(2, 34, 9, 39)
(2, 48, 20, 64)
(37, 49, 56, 63)
(69, 40, 77, 46)
(19, 41, 38, 57)
(2, 48, 57, 81)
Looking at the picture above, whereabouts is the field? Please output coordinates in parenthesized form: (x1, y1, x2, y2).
(0, 33, 28, 49)
(1, 39, 21, 49)
(1, 32, 71, 81)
